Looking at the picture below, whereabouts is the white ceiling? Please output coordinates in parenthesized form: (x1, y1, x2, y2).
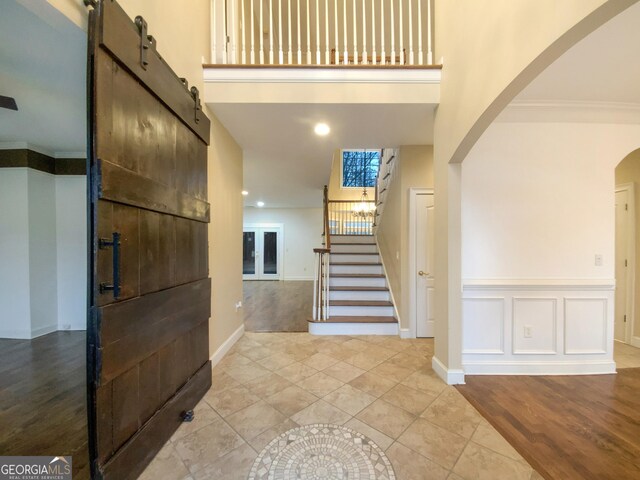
(513, 2, 640, 105)
(211, 103, 435, 208)
(0, 0, 86, 156)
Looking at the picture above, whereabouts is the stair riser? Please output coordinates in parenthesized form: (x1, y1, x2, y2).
(331, 265, 383, 275)
(331, 235, 375, 244)
(329, 290, 391, 302)
(329, 277, 387, 287)
(330, 244, 378, 254)
(329, 306, 395, 316)
(330, 254, 380, 263)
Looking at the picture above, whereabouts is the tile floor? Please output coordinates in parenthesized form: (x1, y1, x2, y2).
(614, 340, 640, 368)
(139, 332, 542, 480)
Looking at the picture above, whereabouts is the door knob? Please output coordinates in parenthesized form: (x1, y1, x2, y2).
(418, 271, 429, 276)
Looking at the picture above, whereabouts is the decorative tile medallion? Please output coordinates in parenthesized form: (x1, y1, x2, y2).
(248, 423, 396, 480)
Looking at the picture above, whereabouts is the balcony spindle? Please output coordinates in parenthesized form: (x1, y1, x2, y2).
(408, 0, 414, 65)
(279, 0, 284, 63)
(250, 0, 256, 63)
(353, 0, 358, 64)
(334, 0, 338, 64)
(269, 0, 274, 64)
(380, 0, 384, 64)
(260, 0, 265, 64)
(417, 0, 423, 64)
(212, 0, 217, 64)
(297, 0, 302, 63)
(361, 0, 367, 64)
(241, 0, 246, 63)
(399, 0, 404, 64)
(390, 0, 395, 65)
(316, 0, 321, 64)
(427, 0, 433, 64)
(288, 0, 293, 63)
(343, 0, 348, 64)
(371, 0, 376, 64)
(306, 0, 311, 64)
(325, 0, 330, 64)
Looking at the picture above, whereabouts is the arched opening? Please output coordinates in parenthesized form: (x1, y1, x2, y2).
(614, 148, 640, 365)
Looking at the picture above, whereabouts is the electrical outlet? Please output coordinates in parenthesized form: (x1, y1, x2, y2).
(524, 325, 532, 338)
(396, 251, 400, 260)
(235, 301, 242, 311)
(595, 254, 603, 266)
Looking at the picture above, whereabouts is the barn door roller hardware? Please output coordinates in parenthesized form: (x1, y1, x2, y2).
(191, 87, 201, 124)
(135, 15, 156, 70)
(99, 232, 121, 298)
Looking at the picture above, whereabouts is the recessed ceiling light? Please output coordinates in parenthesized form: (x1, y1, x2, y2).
(241, 190, 249, 196)
(257, 201, 265, 207)
(314, 123, 330, 136)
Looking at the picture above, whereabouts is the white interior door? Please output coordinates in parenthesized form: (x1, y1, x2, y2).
(243, 225, 282, 280)
(416, 194, 435, 337)
(615, 189, 629, 343)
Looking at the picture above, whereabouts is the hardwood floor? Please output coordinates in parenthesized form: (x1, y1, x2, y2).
(243, 280, 312, 332)
(0, 331, 89, 479)
(457, 370, 640, 480)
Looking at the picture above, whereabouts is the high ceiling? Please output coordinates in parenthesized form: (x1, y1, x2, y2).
(211, 103, 435, 208)
(513, 2, 640, 106)
(0, 1, 86, 156)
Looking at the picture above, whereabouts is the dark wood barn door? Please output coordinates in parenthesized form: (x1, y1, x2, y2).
(86, 2, 211, 478)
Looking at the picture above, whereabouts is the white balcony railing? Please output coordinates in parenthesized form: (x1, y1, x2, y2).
(211, 0, 434, 66)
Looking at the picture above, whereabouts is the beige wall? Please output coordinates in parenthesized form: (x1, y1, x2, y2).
(209, 114, 244, 354)
(376, 146, 434, 330)
(432, 0, 637, 377)
(615, 148, 640, 339)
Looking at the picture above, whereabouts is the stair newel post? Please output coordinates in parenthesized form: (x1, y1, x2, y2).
(324, 251, 330, 320)
(313, 250, 319, 320)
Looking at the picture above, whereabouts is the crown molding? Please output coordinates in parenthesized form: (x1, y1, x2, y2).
(496, 100, 640, 124)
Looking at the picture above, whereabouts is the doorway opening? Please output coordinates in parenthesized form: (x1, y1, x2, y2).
(614, 148, 640, 368)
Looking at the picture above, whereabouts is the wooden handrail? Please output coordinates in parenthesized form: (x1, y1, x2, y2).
(323, 185, 331, 250)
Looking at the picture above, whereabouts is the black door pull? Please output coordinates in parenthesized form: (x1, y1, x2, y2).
(99, 232, 121, 298)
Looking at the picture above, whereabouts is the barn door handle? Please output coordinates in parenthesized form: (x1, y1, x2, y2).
(99, 232, 121, 299)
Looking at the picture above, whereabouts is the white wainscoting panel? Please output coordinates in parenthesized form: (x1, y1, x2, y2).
(564, 298, 608, 354)
(462, 280, 615, 375)
(462, 298, 505, 354)
(512, 298, 557, 354)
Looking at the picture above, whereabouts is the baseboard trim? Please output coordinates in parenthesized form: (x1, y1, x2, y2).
(399, 328, 413, 339)
(31, 324, 58, 339)
(0, 328, 32, 339)
(283, 276, 314, 281)
(309, 321, 398, 336)
(210, 323, 245, 367)
(631, 336, 640, 349)
(463, 360, 616, 375)
(432, 356, 466, 385)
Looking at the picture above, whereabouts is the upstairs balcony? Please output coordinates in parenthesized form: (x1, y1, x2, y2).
(209, 0, 436, 68)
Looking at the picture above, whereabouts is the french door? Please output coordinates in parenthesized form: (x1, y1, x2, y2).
(243, 225, 282, 280)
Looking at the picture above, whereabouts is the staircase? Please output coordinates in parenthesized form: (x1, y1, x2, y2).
(309, 234, 399, 335)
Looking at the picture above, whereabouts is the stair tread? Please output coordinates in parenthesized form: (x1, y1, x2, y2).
(330, 242, 377, 245)
(330, 286, 388, 291)
(331, 273, 385, 278)
(330, 300, 393, 307)
(331, 252, 378, 255)
(310, 316, 398, 324)
(331, 262, 383, 266)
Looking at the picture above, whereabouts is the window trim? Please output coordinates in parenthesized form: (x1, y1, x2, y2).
(339, 149, 382, 190)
